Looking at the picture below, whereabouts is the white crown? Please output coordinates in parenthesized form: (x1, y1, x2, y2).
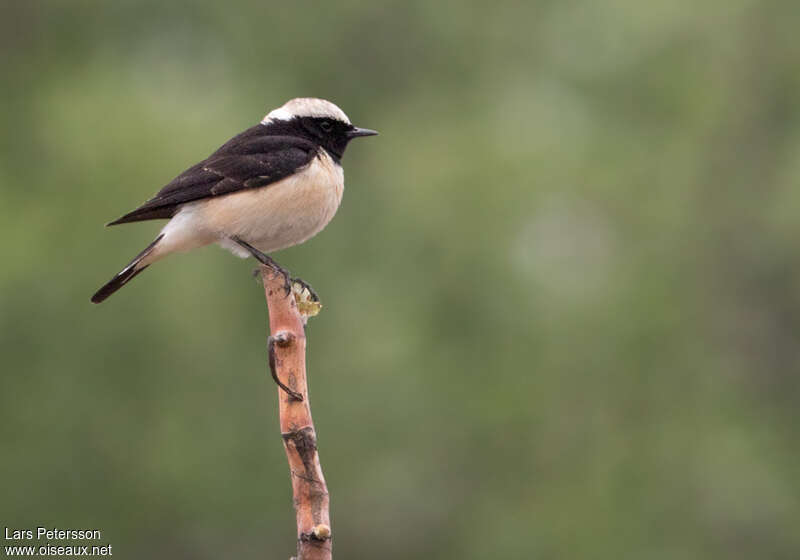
(262, 98, 351, 124)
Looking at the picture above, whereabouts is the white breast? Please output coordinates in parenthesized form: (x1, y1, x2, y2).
(153, 150, 344, 261)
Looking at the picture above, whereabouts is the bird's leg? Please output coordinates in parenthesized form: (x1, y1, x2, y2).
(232, 237, 291, 295)
(267, 335, 304, 401)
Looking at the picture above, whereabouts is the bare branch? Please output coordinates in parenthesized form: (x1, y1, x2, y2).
(260, 265, 331, 560)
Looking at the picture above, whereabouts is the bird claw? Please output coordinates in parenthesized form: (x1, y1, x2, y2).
(232, 237, 292, 297)
(232, 238, 318, 305)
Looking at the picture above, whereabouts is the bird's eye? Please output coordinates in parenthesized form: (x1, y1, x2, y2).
(320, 120, 333, 132)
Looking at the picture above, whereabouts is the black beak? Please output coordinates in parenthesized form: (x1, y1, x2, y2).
(347, 127, 379, 139)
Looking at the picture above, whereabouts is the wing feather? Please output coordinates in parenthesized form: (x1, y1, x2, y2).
(108, 127, 317, 225)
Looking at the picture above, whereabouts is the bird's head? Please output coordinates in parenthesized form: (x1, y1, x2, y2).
(262, 98, 377, 161)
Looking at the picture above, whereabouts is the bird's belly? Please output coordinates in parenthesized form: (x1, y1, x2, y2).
(199, 152, 344, 255)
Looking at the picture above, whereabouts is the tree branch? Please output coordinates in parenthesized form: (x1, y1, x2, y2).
(260, 265, 331, 560)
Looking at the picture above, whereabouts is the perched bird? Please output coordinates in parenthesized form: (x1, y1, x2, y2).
(91, 98, 377, 303)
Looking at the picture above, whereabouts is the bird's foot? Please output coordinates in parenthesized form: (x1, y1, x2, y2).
(232, 237, 291, 295)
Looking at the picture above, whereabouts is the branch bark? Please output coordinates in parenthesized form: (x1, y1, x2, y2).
(260, 265, 332, 560)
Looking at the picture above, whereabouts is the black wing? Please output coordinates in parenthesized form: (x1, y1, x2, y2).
(108, 125, 318, 225)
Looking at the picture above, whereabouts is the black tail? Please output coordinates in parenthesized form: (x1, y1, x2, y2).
(91, 234, 163, 304)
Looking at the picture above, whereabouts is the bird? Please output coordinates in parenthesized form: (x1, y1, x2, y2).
(91, 98, 377, 304)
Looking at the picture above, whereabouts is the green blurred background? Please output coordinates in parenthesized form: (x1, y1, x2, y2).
(2, 1, 800, 558)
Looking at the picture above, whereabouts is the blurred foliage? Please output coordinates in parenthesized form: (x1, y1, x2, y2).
(2, 1, 800, 558)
